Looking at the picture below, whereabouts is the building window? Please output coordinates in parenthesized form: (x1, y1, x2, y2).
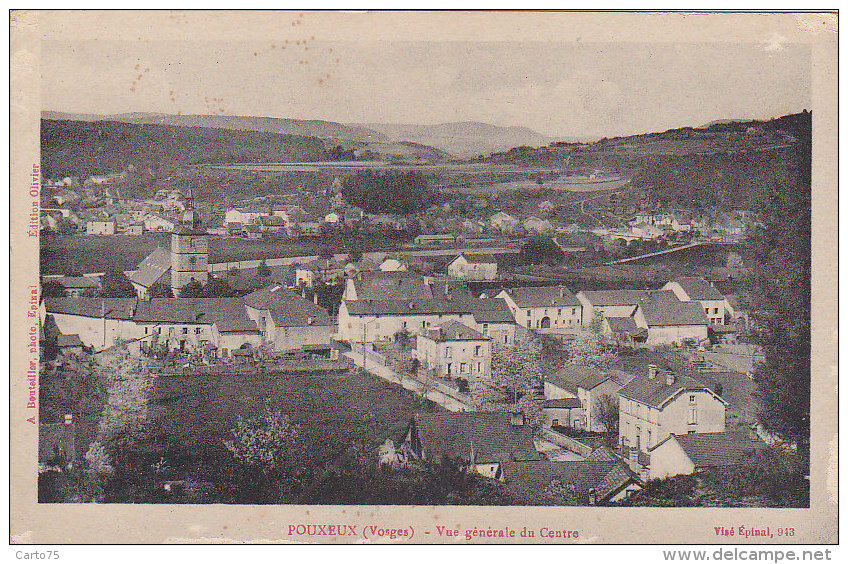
(475, 345, 482, 356)
(526, 310, 531, 316)
(182, 327, 188, 334)
(714, 307, 719, 314)
(476, 362, 482, 373)
(688, 408, 698, 424)
(689, 395, 696, 404)
(460, 363, 466, 373)
(445, 347, 452, 358)
(647, 429, 652, 447)
(705, 307, 710, 314)
(688, 430, 697, 434)
(572, 308, 576, 315)
(195, 328, 202, 334)
(552, 419, 559, 427)
(402, 321, 407, 328)
(526, 321, 531, 328)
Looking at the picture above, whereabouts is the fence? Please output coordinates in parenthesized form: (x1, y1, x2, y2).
(153, 357, 351, 378)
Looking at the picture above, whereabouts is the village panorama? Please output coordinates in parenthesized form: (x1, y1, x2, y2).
(36, 108, 811, 507)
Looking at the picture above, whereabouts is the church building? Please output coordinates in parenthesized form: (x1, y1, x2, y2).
(130, 193, 209, 299)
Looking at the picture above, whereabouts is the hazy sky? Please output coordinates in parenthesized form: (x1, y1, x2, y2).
(42, 40, 810, 139)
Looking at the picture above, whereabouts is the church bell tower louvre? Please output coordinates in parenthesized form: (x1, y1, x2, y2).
(170, 189, 209, 297)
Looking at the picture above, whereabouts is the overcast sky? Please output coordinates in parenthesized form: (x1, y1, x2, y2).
(42, 40, 810, 139)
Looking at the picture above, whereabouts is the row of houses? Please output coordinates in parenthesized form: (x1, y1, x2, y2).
(41, 283, 333, 357)
(390, 411, 643, 505)
(542, 361, 764, 481)
(338, 272, 739, 351)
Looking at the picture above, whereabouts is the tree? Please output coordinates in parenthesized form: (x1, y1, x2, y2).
(100, 269, 136, 298)
(148, 281, 173, 298)
(519, 237, 564, 266)
(178, 279, 204, 298)
(746, 124, 811, 467)
(201, 277, 234, 298)
(41, 279, 65, 298)
(394, 328, 411, 351)
(565, 332, 617, 370)
(593, 393, 620, 440)
(472, 339, 546, 432)
(223, 402, 305, 481)
(257, 259, 272, 277)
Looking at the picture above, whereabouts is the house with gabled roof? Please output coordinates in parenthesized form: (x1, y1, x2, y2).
(402, 411, 541, 479)
(498, 459, 641, 505)
(497, 285, 582, 333)
(648, 430, 767, 480)
(467, 297, 522, 347)
(129, 247, 172, 299)
(576, 289, 647, 324)
(42, 297, 141, 351)
(244, 284, 332, 353)
(618, 365, 727, 473)
(415, 320, 492, 382)
(663, 276, 731, 327)
(447, 253, 498, 281)
(633, 290, 709, 346)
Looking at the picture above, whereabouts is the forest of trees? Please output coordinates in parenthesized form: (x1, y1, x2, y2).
(40, 119, 329, 179)
(341, 170, 436, 215)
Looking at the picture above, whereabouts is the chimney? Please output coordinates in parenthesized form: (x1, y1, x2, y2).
(647, 364, 657, 379)
(666, 373, 676, 386)
(64, 413, 73, 426)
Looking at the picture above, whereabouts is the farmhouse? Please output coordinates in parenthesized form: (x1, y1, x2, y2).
(447, 253, 498, 281)
(86, 220, 115, 236)
(42, 297, 141, 351)
(415, 320, 492, 382)
(663, 277, 730, 327)
(402, 412, 540, 479)
(49, 276, 101, 298)
(243, 284, 332, 353)
(576, 289, 646, 324)
(498, 459, 641, 505)
(337, 298, 476, 343)
(633, 291, 709, 346)
(497, 285, 582, 332)
(467, 297, 522, 347)
(133, 298, 261, 356)
(648, 430, 766, 480)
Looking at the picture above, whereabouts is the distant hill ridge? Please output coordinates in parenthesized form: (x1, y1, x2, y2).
(360, 121, 551, 158)
(42, 111, 390, 144)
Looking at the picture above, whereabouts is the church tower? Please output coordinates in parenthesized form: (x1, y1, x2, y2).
(171, 191, 208, 296)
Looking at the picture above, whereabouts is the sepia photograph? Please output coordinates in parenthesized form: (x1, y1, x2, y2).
(9, 10, 838, 545)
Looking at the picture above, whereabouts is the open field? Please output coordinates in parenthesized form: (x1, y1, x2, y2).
(150, 369, 443, 482)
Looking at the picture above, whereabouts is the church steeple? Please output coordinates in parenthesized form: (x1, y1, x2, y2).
(171, 187, 208, 296)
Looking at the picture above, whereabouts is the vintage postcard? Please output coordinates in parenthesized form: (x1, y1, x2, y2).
(9, 10, 838, 545)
